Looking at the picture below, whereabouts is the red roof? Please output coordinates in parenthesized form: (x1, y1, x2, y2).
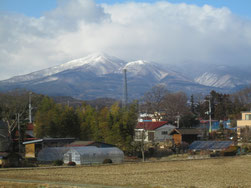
(136, 121, 168, 130)
(200, 120, 217, 124)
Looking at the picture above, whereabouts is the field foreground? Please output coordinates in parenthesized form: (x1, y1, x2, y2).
(0, 155, 251, 188)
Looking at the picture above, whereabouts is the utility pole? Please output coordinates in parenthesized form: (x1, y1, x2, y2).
(208, 99, 212, 134)
(176, 113, 180, 128)
(123, 69, 128, 108)
(205, 99, 212, 135)
(29, 92, 32, 123)
(18, 113, 21, 154)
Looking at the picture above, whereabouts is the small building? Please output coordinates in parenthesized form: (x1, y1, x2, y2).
(237, 111, 251, 140)
(138, 112, 167, 122)
(23, 138, 76, 158)
(63, 146, 124, 165)
(169, 128, 199, 145)
(134, 121, 176, 142)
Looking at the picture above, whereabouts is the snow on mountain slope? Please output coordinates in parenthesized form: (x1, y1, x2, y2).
(194, 72, 242, 88)
(2, 53, 126, 83)
(69, 53, 126, 75)
(1, 53, 251, 100)
(124, 60, 168, 81)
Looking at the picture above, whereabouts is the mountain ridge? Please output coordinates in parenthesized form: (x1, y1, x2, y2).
(0, 53, 250, 100)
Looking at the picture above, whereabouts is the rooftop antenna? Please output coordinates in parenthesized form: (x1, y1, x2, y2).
(29, 92, 32, 123)
(123, 68, 128, 108)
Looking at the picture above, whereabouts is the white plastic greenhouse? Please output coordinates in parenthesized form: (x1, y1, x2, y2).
(37, 147, 69, 162)
(63, 146, 124, 165)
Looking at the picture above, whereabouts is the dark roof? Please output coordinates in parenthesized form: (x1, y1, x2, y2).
(189, 141, 234, 150)
(169, 128, 200, 135)
(67, 141, 116, 148)
(136, 121, 168, 130)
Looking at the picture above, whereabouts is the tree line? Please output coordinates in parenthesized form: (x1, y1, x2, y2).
(141, 85, 251, 127)
(34, 97, 138, 152)
(1, 85, 251, 151)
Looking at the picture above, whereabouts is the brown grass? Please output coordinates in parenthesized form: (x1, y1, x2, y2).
(1, 155, 251, 188)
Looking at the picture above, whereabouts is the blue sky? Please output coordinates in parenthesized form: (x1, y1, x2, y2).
(1, 0, 251, 19)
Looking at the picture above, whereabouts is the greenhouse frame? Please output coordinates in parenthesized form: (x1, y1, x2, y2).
(63, 146, 124, 165)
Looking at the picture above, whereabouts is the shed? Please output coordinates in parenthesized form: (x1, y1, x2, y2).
(23, 138, 75, 158)
(170, 128, 199, 145)
(64, 146, 124, 165)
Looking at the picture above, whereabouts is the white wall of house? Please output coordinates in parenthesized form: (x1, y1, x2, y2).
(134, 124, 176, 142)
(154, 124, 176, 141)
(134, 129, 150, 142)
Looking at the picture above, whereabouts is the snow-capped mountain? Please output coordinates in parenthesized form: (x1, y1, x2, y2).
(0, 53, 250, 100)
(194, 65, 251, 89)
(3, 53, 126, 84)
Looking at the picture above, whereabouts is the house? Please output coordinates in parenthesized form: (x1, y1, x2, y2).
(200, 120, 235, 131)
(63, 146, 124, 165)
(134, 121, 176, 142)
(237, 111, 251, 140)
(138, 112, 167, 122)
(169, 128, 199, 145)
(23, 138, 76, 158)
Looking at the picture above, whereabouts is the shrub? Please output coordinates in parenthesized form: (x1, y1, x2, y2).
(103, 159, 112, 164)
(220, 146, 238, 156)
(53, 160, 64, 166)
(20, 160, 38, 167)
(68, 161, 76, 166)
(242, 144, 251, 153)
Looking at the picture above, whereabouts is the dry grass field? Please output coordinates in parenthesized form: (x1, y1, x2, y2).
(1, 155, 251, 188)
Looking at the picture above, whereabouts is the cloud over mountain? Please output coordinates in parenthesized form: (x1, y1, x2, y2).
(1, 0, 251, 80)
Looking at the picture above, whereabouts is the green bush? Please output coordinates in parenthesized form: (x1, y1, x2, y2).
(242, 144, 251, 153)
(220, 146, 238, 156)
(53, 160, 64, 166)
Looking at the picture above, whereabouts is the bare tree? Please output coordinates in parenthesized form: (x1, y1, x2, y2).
(0, 90, 43, 150)
(142, 85, 169, 121)
(162, 92, 189, 123)
(240, 126, 251, 143)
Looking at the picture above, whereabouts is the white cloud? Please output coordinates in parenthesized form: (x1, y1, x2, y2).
(0, 0, 251, 80)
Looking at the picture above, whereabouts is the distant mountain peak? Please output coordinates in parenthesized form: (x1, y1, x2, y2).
(1, 53, 251, 100)
(124, 60, 168, 80)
